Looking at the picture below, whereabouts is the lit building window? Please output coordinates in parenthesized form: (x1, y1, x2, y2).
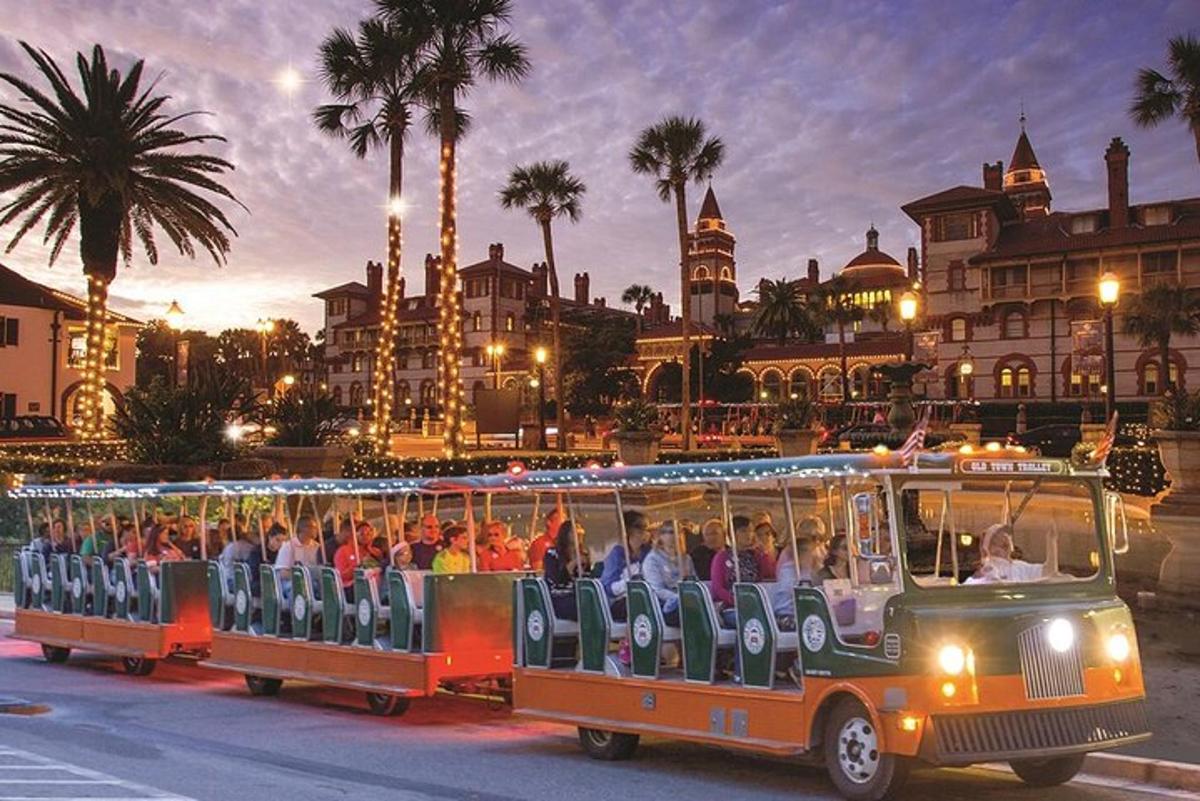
(950, 318, 967, 342)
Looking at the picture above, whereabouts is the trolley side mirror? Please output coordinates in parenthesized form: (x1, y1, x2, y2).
(1105, 491, 1129, 556)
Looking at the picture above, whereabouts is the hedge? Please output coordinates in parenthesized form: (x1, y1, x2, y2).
(1105, 446, 1168, 497)
(0, 440, 127, 483)
(342, 448, 780, 478)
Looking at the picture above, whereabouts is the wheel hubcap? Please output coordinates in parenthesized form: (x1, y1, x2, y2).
(838, 716, 880, 784)
(588, 730, 612, 746)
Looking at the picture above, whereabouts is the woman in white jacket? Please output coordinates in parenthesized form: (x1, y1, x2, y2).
(641, 522, 692, 626)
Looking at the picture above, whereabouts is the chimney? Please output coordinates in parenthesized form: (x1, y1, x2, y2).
(807, 258, 819, 284)
(488, 242, 504, 262)
(983, 161, 1003, 191)
(397, 276, 406, 299)
(424, 254, 439, 298)
(366, 261, 383, 300)
(595, 296, 606, 307)
(532, 263, 548, 296)
(906, 247, 919, 281)
(1105, 137, 1130, 229)
(574, 272, 590, 305)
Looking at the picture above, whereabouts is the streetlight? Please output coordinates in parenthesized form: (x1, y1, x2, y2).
(534, 346, 548, 450)
(486, 342, 506, 389)
(1098, 272, 1120, 420)
(165, 301, 185, 386)
(956, 344, 975, 401)
(898, 290, 919, 362)
(256, 318, 275, 385)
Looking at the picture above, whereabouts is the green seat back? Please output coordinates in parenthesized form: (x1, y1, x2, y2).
(353, 570, 378, 647)
(320, 567, 344, 643)
(518, 577, 553, 668)
(679, 579, 721, 683)
(136, 562, 156, 624)
(50, 553, 67, 612)
(68, 555, 87, 615)
(576, 578, 611, 673)
(113, 559, 134, 620)
(233, 563, 255, 633)
(160, 561, 179, 624)
(91, 559, 110, 618)
(734, 582, 778, 689)
(387, 569, 415, 651)
(13, 550, 27, 609)
(259, 565, 282, 636)
(290, 566, 316, 640)
(626, 579, 665, 679)
(206, 561, 228, 630)
(28, 552, 50, 611)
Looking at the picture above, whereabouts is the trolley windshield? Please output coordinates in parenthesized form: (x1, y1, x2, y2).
(899, 477, 1106, 588)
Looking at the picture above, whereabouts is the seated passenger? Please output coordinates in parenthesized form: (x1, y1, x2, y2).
(175, 516, 203, 560)
(816, 535, 851, 584)
(389, 541, 414, 571)
(275, 516, 322, 572)
(432, 526, 472, 574)
(219, 526, 256, 573)
(770, 535, 823, 629)
(600, 510, 650, 599)
(690, 518, 724, 581)
(79, 521, 114, 568)
(710, 515, 776, 627)
(965, 523, 1058, 584)
(144, 524, 185, 568)
(333, 522, 380, 596)
(478, 521, 523, 571)
(108, 524, 142, 566)
(410, 514, 443, 570)
(528, 507, 563, 571)
(642, 524, 688, 626)
(541, 520, 586, 621)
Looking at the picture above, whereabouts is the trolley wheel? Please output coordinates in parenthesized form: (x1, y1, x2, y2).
(823, 698, 910, 801)
(121, 656, 157, 677)
(365, 692, 410, 717)
(1009, 754, 1085, 787)
(244, 675, 283, 697)
(40, 644, 70, 664)
(577, 727, 639, 761)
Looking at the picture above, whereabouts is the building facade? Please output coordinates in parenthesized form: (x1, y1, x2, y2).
(0, 263, 140, 427)
(315, 244, 632, 418)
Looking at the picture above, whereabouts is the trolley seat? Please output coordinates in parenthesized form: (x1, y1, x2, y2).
(678, 579, 736, 684)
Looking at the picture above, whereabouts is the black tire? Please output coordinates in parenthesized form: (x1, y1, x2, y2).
(823, 698, 910, 801)
(121, 657, 157, 677)
(577, 727, 639, 761)
(365, 692, 411, 717)
(40, 644, 69, 664)
(1009, 754, 1085, 787)
(245, 675, 283, 697)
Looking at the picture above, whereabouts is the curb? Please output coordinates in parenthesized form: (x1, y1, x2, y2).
(1082, 753, 1200, 794)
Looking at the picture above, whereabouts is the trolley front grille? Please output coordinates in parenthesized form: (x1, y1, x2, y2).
(1017, 622, 1085, 700)
(931, 700, 1149, 764)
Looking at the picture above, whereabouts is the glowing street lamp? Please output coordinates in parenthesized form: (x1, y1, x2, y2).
(898, 290, 919, 362)
(957, 345, 975, 400)
(165, 300, 185, 331)
(1098, 272, 1120, 418)
(534, 346, 548, 450)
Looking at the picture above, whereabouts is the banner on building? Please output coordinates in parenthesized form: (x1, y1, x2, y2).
(1070, 319, 1104, 377)
(914, 330, 941, 381)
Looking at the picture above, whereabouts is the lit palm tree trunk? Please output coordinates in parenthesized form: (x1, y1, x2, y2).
(540, 218, 565, 451)
(437, 96, 464, 457)
(673, 183, 692, 451)
(80, 275, 110, 438)
(372, 138, 404, 455)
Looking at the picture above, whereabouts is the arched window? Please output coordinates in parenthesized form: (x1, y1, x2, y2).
(420, 380, 436, 407)
(694, 265, 711, 280)
(1016, 366, 1032, 397)
(760, 370, 783, 402)
(787, 369, 812, 400)
(472, 311, 482, 332)
(349, 382, 364, 407)
(945, 364, 973, 399)
(1137, 350, 1186, 395)
(396, 381, 411, 404)
(996, 356, 1036, 399)
(949, 317, 968, 342)
(1064, 357, 1102, 397)
(1001, 310, 1025, 339)
(818, 367, 842, 402)
(720, 266, 732, 281)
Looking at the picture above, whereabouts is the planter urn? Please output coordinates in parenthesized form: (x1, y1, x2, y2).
(775, 429, 819, 457)
(610, 431, 661, 466)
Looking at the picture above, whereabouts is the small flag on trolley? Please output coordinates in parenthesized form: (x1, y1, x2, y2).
(899, 405, 931, 466)
(1089, 410, 1119, 465)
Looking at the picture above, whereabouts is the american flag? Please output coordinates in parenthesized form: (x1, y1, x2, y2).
(1090, 410, 1119, 465)
(899, 405, 931, 466)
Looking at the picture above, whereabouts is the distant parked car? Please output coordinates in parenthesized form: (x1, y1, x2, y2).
(1007, 424, 1138, 457)
(821, 422, 892, 449)
(0, 415, 68, 441)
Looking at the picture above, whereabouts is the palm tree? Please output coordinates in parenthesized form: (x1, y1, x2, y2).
(868, 300, 893, 332)
(0, 43, 240, 438)
(753, 278, 811, 345)
(629, 116, 724, 451)
(813, 275, 863, 403)
(1131, 34, 1200, 166)
(499, 160, 586, 452)
(380, 0, 530, 458)
(712, 312, 736, 337)
(1123, 284, 1200, 396)
(621, 283, 655, 332)
(315, 16, 420, 455)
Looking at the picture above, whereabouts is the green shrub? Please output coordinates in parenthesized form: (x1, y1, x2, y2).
(774, 398, 817, 433)
(266, 388, 344, 447)
(611, 399, 659, 433)
(1150, 389, 1200, 432)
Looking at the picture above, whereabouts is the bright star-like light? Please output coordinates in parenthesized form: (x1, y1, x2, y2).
(274, 66, 303, 96)
(388, 196, 406, 218)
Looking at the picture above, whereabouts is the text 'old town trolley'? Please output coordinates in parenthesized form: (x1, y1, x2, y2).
(7, 446, 1150, 801)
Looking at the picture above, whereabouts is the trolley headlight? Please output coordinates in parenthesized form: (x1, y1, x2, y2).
(1047, 618, 1075, 653)
(1106, 632, 1131, 663)
(937, 644, 967, 676)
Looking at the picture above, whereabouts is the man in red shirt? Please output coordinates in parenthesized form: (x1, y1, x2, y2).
(527, 507, 562, 571)
(334, 520, 381, 596)
(478, 521, 524, 571)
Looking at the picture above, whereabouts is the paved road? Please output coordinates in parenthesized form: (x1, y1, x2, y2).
(0, 619, 1190, 801)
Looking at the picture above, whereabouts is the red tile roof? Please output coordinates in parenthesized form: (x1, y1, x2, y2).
(1009, 131, 1041, 172)
(901, 185, 1017, 222)
(0, 263, 141, 324)
(312, 281, 369, 300)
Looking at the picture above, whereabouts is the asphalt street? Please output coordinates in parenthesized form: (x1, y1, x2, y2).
(0, 619, 1191, 801)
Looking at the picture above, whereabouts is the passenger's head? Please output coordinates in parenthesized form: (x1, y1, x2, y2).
(731, 515, 753, 549)
(444, 525, 469, 554)
(390, 541, 413, 569)
(420, 514, 440, 544)
(52, 519, 66, 540)
(296, 516, 318, 544)
(982, 524, 1014, 561)
(754, 521, 779, 552)
(37, 521, 49, 541)
(355, 520, 374, 544)
(485, 520, 507, 549)
(653, 522, 678, 556)
(555, 520, 577, 559)
(403, 521, 418, 543)
(825, 535, 849, 568)
(120, 524, 139, 552)
(751, 510, 773, 531)
(701, 518, 726, 549)
(623, 510, 649, 549)
(796, 515, 827, 543)
(336, 518, 354, 545)
(179, 516, 197, 539)
(78, 521, 93, 539)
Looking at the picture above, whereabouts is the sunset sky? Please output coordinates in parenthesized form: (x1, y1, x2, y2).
(1, 0, 1197, 335)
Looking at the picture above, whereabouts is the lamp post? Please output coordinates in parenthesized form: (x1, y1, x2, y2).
(956, 344, 975, 401)
(255, 318, 275, 386)
(898, 290, 919, 362)
(486, 342, 506, 389)
(165, 300, 185, 387)
(1098, 272, 1120, 420)
(534, 346, 548, 450)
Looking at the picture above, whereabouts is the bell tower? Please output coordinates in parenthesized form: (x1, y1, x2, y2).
(688, 186, 739, 326)
(1003, 111, 1052, 219)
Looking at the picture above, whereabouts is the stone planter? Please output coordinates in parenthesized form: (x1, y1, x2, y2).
(254, 445, 351, 479)
(1153, 430, 1200, 493)
(611, 431, 661, 465)
(774, 429, 819, 457)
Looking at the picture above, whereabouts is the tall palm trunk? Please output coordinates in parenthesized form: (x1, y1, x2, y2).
(838, 321, 849, 403)
(78, 196, 122, 440)
(539, 218, 566, 451)
(673, 183, 692, 451)
(437, 86, 464, 457)
(372, 137, 404, 455)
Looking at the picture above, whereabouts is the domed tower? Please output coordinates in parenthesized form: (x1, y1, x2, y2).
(688, 186, 739, 326)
(839, 225, 911, 328)
(1003, 113, 1052, 218)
